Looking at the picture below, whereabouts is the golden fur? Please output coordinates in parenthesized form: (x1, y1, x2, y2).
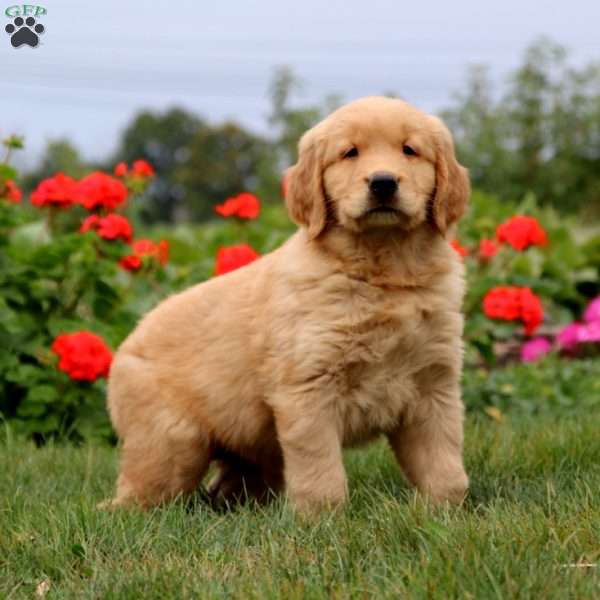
(105, 96, 471, 512)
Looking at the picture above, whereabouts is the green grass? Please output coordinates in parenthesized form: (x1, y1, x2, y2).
(1, 415, 599, 599)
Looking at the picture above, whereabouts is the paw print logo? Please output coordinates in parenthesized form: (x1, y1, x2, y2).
(5, 16, 44, 48)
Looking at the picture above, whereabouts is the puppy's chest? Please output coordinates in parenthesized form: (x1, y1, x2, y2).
(335, 287, 428, 366)
(328, 289, 433, 440)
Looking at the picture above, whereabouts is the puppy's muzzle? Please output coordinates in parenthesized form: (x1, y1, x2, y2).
(368, 172, 398, 204)
(366, 171, 401, 217)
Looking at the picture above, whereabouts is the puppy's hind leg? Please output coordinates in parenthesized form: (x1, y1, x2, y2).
(100, 351, 213, 509)
(108, 414, 213, 509)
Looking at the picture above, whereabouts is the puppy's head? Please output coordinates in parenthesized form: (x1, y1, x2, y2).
(285, 96, 469, 239)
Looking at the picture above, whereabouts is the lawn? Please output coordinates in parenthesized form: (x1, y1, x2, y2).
(1, 413, 599, 599)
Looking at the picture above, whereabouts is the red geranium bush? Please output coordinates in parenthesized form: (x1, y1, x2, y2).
(76, 172, 129, 211)
(478, 239, 498, 259)
(80, 214, 133, 242)
(120, 239, 169, 271)
(451, 239, 468, 257)
(0, 145, 165, 441)
(215, 243, 260, 275)
(114, 160, 155, 179)
(114, 162, 128, 177)
(2, 179, 22, 203)
(496, 215, 547, 251)
(215, 192, 260, 219)
(2, 138, 599, 439)
(483, 286, 544, 335)
(31, 173, 78, 208)
(131, 159, 155, 177)
(52, 332, 113, 382)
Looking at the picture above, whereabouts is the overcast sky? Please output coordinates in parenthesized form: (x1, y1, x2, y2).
(2, 0, 600, 168)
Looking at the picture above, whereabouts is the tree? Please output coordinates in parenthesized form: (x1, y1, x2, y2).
(113, 108, 204, 222)
(441, 65, 515, 198)
(443, 38, 600, 215)
(175, 122, 275, 221)
(22, 139, 86, 192)
(268, 66, 342, 167)
(505, 39, 567, 198)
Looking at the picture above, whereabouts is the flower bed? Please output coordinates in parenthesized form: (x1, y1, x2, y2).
(1, 136, 599, 442)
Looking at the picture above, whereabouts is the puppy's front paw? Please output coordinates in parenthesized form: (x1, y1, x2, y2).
(288, 481, 348, 516)
(424, 468, 469, 505)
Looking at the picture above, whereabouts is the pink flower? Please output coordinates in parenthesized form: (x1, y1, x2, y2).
(578, 321, 600, 343)
(520, 337, 552, 363)
(583, 296, 600, 324)
(556, 323, 583, 350)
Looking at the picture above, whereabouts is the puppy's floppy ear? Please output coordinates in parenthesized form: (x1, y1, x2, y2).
(285, 131, 328, 240)
(429, 116, 470, 235)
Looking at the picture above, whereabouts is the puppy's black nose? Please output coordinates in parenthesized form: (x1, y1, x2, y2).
(368, 172, 398, 201)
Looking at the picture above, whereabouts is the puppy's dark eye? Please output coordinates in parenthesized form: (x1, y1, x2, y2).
(403, 144, 417, 157)
(343, 147, 359, 159)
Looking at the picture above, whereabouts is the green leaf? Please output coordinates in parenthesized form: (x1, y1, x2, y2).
(47, 318, 87, 338)
(0, 164, 18, 180)
(26, 385, 59, 404)
(2, 134, 25, 150)
(5, 364, 46, 385)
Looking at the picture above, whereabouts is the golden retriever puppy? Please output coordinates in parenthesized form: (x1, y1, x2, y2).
(106, 96, 470, 512)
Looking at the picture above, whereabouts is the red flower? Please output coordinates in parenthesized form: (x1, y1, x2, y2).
(479, 239, 498, 259)
(133, 239, 168, 263)
(119, 238, 169, 271)
(51, 331, 112, 382)
(80, 215, 100, 233)
(80, 213, 133, 242)
(215, 243, 260, 275)
(76, 171, 129, 211)
(2, 179, 22, 203)
(120, 253, 143, 272)
(114, 161, 128, 177)
(483, 287, 522, 321)
(119, 255, 142, 271)
(520, 287, 544, 335)
(451, 239, 468, 257)
(483, 286, 544, 335)
(215, 192, 260, 219)
(113, 160, 155, 179)
(496, 215, 547, 251)
(30, 173, 78, 208)
(131, 159, 155, 178)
